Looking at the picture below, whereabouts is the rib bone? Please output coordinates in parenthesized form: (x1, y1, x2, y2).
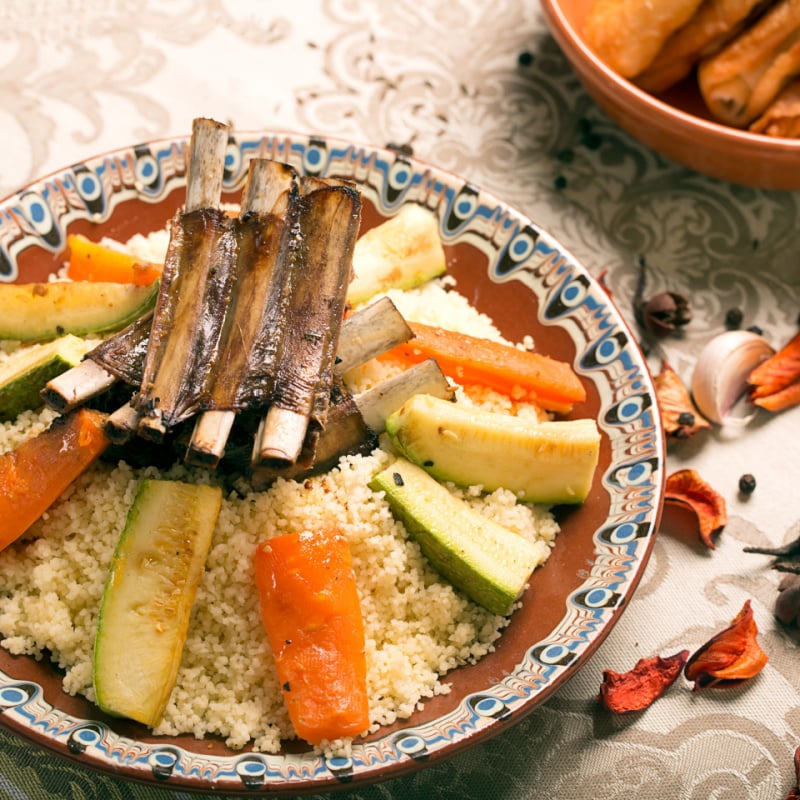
(106, 117, 230, 443)
(254, 178, 361, 465)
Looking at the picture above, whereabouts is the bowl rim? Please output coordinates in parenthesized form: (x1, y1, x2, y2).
(540, 0, 800, 153)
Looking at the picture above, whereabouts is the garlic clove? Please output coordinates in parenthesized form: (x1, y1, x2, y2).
(691, 331, 775, 426)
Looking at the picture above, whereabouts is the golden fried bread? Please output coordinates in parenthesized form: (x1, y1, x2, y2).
(584, 0, 706, 78)
(698, 0, 800, 126)
(636, 0, 775, 92)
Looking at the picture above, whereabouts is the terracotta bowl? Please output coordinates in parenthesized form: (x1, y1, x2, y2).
(541, 0, 800, 190)
(0, 131, 664, 794)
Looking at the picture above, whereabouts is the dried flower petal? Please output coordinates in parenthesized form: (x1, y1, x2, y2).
(684, 599, 768, 690)
(599, 650, 689, 713)
(664, 468, 728, 549)
(749, 331, 800, 412)
(654, 360, 711, 439)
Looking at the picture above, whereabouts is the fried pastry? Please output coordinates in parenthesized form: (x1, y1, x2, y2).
(636, 0, 775, 93)
(697, 0, 800, 126)
(750, 77, 800, 134)
(584, 0, 706, 78)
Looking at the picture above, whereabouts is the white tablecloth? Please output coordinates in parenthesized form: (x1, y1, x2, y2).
(1, 2, 799, 798)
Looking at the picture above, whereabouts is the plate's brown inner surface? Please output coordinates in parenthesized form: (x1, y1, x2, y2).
(5, 188, 610, 759)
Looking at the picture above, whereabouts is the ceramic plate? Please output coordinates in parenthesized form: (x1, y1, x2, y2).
(541, 0, 800, 190)
(0, 131, 664, 794)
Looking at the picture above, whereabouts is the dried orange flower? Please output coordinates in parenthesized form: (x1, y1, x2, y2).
(654, 360, 711, 439)
(749, 330, 800, 412)
(664, 468, 728, 549)
(599, 650, 689, 713)
(684, 599, 768, 690)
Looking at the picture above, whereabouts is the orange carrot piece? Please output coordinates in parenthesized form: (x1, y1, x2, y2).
(380, 321, 586, 414)
(254, 528, 370, 746)
(66, 234, 162, 286)
(0, 408, 110, 551)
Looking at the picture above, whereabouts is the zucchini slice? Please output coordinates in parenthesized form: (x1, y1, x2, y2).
(0, 281, 158, 341)
(347, 205, 446, 306)
(0, 335, 92, 421)
(93, 479, 222, 727)
(370, 458, 542, 616)
(385, 394, 600, 504)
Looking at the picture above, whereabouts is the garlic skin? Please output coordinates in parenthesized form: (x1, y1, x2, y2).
(691, 331, 775, 425)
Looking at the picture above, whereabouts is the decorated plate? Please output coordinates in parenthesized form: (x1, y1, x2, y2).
(0, 131, 664, 794)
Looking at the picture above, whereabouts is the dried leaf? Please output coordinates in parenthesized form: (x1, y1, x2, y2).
(654, 360, 711, 439)
(664, 468, 728, 549)
(599, 650, 689, 713)
(684, 599, 768, 690)
(749, 331, 800, 412)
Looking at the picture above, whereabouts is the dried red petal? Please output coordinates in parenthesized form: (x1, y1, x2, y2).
(749, 331, 800, 412)
(753, 380, 800, 412)
(598, 650, 689, 713)
(654, 360, 711, 439)
(684, 599, 768, 690)
(664, 468, 728, 549)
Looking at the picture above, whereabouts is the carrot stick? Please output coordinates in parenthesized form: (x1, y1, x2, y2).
(66, 234, 162, 286)
(253, 528, 370, 745)
(379, 321, 586, 414)
(0, 408, 110, 551)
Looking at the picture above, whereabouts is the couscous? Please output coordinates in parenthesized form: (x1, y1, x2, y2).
(0, 228, 560, 755)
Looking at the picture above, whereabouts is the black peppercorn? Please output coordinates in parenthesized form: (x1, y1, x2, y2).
(738, 473, 756, 495)
(725, 308, 744, 329)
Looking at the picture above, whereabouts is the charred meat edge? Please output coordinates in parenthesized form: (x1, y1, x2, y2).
(106, 117, 229, 442)
(185, 158, 299, 466)
(135, 138, 236, 436)
(253, 177, 362, 466)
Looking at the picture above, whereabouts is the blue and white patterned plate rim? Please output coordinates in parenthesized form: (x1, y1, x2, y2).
(0, 130, 664, 794)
